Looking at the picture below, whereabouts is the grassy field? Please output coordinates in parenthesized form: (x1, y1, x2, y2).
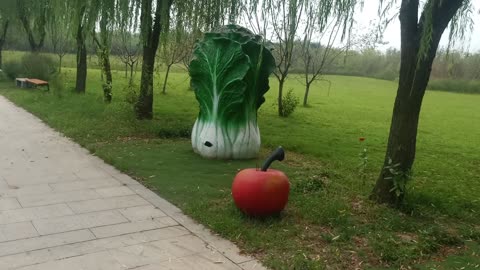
(0, 63, 479, 269)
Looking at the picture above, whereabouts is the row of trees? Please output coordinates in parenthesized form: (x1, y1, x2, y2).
(0, 0, 476, 205)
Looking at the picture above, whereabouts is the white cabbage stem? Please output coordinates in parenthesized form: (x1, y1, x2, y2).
(191, 118, 261, 159)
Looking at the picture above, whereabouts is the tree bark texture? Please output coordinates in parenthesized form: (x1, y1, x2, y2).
(135, 0, 172, 119)
(75, 24, 87, 93)
(372, 0, 466, 205)
(0, 20, 8, 69)
(17, 0, 46, 52)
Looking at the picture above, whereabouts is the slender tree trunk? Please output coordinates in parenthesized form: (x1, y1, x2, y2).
(278, 78, 285, 116)
(17, 1, 46, 53)
(58, 55, 63, 73)
(135, 0, 172, 119)
(371, 0, 465, 205)
(0, 20, 8, 69)
(162, 64, 172, 94)
(129, 63, 134, 85)
(75, 25, 87, 93)
(0, 47, 3, 70)
(125, 63, 128, 78)
(303, 83, 311, 106)
(103, 54, 113, 103)
(136, 47, 156, 118)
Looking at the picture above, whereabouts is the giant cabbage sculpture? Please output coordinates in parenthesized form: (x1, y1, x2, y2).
(189, 25, 276, 159)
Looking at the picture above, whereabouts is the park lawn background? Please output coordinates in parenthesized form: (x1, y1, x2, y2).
(0, 51, 479, 269)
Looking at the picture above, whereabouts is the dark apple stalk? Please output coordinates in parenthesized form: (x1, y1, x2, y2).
(261, 147, 285, 171)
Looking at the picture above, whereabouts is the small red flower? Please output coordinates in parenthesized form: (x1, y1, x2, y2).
(359, 137, 366, 142)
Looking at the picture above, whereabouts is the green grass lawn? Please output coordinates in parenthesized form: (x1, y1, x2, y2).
(0, 65, 479, 269)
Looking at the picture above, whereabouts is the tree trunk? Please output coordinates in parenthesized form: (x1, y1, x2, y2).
(135, 47, 156, 119)
(125, 63, 128, 78)
(75, 25, 87, 93)
(135, 0, 172, 119)
(162, 64, 172, 94)
(103, 53, 113, 103)
(17, 1, 46, 53)
(129, 64, 134, 85)
(58, 55, 63, 73)
(0, 20, 8, 69)
(371, 0, 465, 205)
(0, 47, 3, 70)
(278, 78, 285, 116)
(303, 83, 311, 106)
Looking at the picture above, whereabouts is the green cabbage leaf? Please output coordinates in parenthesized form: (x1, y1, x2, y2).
(190, 25, 275, 159)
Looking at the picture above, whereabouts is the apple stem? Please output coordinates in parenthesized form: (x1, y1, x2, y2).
(261, 147, 285, 171)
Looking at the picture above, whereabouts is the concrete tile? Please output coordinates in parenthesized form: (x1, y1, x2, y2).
(149, 234, 212, 256)
(0, 184, 52, 198)
(15, 250, 126, 270)
(95, 186, 135, 197)
(91, 220, 163, 238)
(4, 173, 80, 186)
(129, 184, 182, 215)
(0, 229, 95, 257)
(0, 222, 38, 242)
(50, 178, 121, 192)
(103, 234, 210, 269)
(154, 217, 179, 227)
(0, 204, 74, 225)
(170, 212, 254, 264)
(0, 227, 190, 269)
(119, 205, 167, 221)
(18, 189, 101, 207)
(74, 169, 115, 181)
(67, 195, 149, 214)
(33, 210, 128, 235)
(0, 198, 21, 210)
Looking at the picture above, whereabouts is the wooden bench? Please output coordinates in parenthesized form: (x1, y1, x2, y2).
(27, 79, 50, 91)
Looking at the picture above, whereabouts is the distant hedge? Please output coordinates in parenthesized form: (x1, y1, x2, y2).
(3, 53, 57, 81)
(427, 79, 480, 94)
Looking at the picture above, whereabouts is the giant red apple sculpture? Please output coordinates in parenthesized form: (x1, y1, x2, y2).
(232, 147, 290, 216)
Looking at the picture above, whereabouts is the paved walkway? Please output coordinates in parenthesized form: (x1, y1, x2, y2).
(0, 96, 265, 270)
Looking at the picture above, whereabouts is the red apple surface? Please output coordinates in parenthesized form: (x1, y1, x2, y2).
(232, 168, 290, 216)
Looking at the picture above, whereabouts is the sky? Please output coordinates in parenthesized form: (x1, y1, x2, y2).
(353, 0, 480, 52)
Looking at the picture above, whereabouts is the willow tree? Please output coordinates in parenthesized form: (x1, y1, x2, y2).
(70, 0, 97, 93)
(16, 0, 48, 52)
(92, 0, 118, 103)
(268, 0, 305, 116)
(159, 1, 194, 94)
(47, 0, 72, 72)
(116, 0, 140, 85)
(371, 0, 474, 205)
(0, 0, 14, 68)
(134, 0, 240, 119)
(134, 0, 172, 119)
(301, 0, 355, 106)
(245, 0, 359, 116)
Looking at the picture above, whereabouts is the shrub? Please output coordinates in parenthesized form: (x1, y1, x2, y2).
(280, 89, 300, 117)
(21, 53, 57, 81)
(3, 60, 24, 80)
(50, 74, 66, 98)
(2, 54, 57, 81)
(124, 83, 138, 104)
(427, 79, 480, 94)
(0, 69, 7, 81)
